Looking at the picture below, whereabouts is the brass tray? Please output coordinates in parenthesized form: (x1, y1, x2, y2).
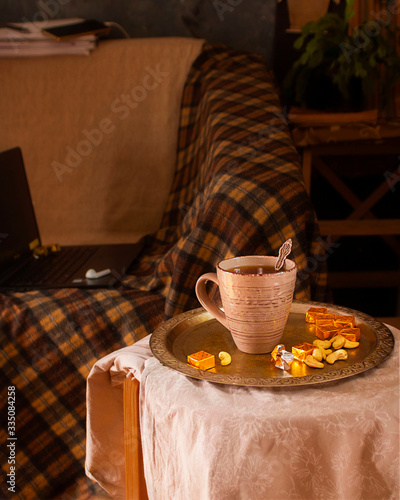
(150, 300, 395, 387)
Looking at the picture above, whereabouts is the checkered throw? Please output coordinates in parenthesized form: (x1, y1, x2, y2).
(0, 43, 328, 499)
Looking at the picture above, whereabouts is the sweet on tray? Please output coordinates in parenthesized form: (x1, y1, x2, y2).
(334, 315, 356, 328)
(271, 344, 294, 370)
(187, 351, 215, 370)
(315, 318, 335, 327)
(305, 306, 362, 343)
(315, 313, 335, 322)
(292, 342, 315, 362)
(302, 306, 362, 367)
(316, 325, 342, 340)
(339, 327, 361, 342)
(305, 307, 327, 323)
(270, 306, 363, 371)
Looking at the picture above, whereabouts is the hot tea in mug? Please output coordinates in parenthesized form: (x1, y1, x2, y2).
(195, 255, 297, 354)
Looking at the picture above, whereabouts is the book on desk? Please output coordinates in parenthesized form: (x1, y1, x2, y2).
(0, 18, 103, 56)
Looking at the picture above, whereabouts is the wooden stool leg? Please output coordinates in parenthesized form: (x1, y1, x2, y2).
(124, 378, 148, 500)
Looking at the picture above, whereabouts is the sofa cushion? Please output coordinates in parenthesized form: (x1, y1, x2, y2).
(0, 37, 204, 245)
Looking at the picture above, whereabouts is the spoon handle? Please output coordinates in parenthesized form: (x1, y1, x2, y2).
(275, 238, 292, 271)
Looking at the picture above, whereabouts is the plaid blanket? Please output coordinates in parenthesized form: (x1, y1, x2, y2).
(0, 43, 328, 499)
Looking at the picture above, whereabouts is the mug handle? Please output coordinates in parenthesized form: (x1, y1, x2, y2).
(195, 273, 230, 330)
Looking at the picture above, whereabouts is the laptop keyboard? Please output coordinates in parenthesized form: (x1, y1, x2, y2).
(10, 246, 97, 286)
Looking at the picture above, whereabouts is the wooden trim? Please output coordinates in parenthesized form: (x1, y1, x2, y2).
(309, 156, 400, 255)
(347, 179, 393, 221)
(376, 317, 400, 329)
(289, 107, 378, 127)
(302, 148, 312, 194)
(312, 156, 361, 207)
(123, 378, 148, 500)
(329, 270, 400, 288)
(312, 155, 395, 221)
(319, 219, 400, 235)
(349, 0, 360, 31)
(307, 139, 400, 156)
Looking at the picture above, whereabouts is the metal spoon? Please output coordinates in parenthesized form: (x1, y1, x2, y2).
(275, 238, 292, 271)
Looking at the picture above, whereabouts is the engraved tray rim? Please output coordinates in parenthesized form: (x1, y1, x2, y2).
(150, 300, 395, 387)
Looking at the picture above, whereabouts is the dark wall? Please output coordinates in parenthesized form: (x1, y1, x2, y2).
(0, 0, 278, 66)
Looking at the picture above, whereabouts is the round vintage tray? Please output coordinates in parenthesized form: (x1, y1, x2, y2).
(150, 300, 395, 387)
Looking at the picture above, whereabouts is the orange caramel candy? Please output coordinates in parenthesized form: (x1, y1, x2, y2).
(187, 351, 215, 370)
(292, 342, 316, 362)
(340, 327, 361, 341)
(305, 307, 327, 323)
(334, 315, 356, 328)
(316, 325, 342, 340)
(314, 313, 335, 322)
(315, 319, 335, 327)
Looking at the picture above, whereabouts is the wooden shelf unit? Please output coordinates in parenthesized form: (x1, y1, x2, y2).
(292, 119, 400, 314)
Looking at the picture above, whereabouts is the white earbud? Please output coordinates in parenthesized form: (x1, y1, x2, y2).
(85, 268, 111, 279)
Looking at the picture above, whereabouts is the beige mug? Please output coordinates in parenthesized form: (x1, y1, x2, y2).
(195, 255, 297, 354)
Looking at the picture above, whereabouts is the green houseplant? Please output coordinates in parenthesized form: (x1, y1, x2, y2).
(282, 0, 400, 114)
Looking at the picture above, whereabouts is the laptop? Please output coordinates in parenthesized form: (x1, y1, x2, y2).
(0, 147, 144, 289)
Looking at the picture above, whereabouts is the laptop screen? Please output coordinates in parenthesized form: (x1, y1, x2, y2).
(0, 147, 40, 271)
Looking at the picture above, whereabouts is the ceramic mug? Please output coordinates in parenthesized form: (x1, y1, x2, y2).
(195, 255, 297, 354)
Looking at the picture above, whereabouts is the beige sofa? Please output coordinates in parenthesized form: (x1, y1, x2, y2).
(0, 38, 328, 499)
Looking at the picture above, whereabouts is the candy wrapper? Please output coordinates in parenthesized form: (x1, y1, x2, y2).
(271, 344, 294, 371)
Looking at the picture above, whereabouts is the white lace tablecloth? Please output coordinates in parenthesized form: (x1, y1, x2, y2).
(86, 326, 399, 500)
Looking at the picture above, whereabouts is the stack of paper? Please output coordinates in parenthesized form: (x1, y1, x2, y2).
(0, 18, 98, 57)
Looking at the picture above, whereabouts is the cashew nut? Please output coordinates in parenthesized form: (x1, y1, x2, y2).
(326, 349, 348, 364)
(305, 355, 324, 368)
(332, 335, 346, 350)
(313, 339, 332, 349)
(218, 351, 232, 366)
(312, 347, 332, 361)
(344, 339, 360, 349)
(312, 348, 323, 361)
